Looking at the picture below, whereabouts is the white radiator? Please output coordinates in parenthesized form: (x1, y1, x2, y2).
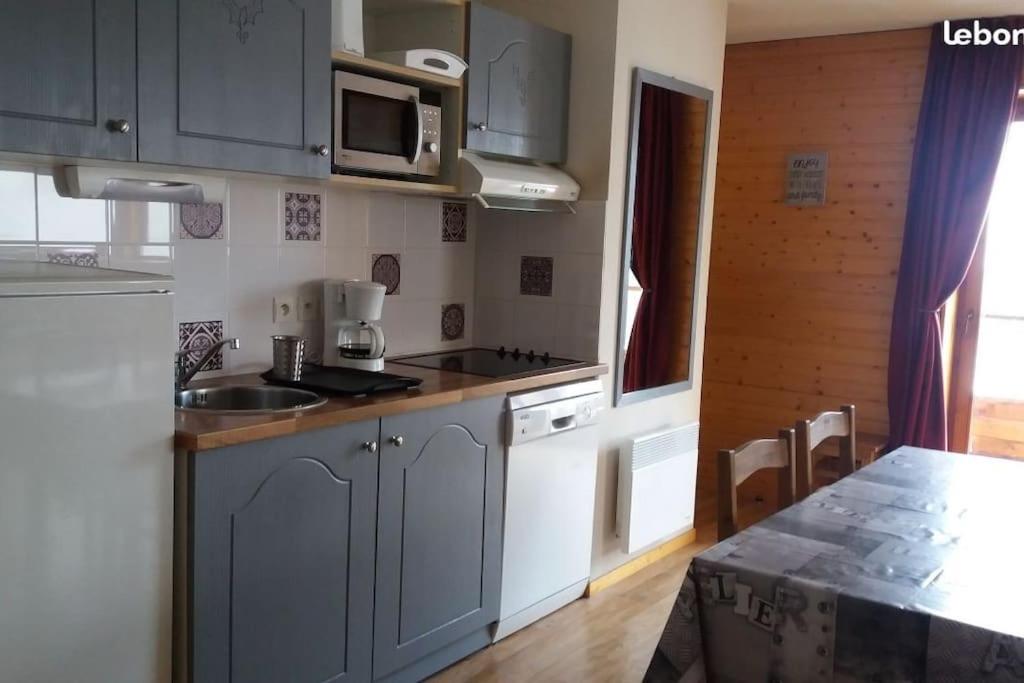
(616, 423, 700, 554)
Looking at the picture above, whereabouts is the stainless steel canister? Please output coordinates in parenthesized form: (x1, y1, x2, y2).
(271, 335, 305, 381)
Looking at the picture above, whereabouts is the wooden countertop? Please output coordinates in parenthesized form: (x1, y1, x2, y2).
(175, 362, 608, 451)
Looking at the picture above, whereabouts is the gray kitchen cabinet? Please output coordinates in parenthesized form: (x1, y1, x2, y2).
(185, 420, 379, 683)
(465, 3, 572, 164)
(373, 397, 505, 682)
(0, 0, 137, 161)
(138, 0, 332, 178)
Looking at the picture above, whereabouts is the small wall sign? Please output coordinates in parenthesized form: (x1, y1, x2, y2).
(785, 152, 828, 206)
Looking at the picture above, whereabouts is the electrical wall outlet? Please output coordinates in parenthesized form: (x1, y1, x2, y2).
(298, 294, 319, 322)
(273, 295, 297, 323)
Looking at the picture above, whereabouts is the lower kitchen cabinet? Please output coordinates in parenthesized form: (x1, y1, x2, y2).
(183, 419, 379, 683)
(374, 397, 505, 682)
(179, 396, 505, 683)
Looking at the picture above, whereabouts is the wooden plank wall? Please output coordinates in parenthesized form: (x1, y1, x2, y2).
(697, 29, 931, 498)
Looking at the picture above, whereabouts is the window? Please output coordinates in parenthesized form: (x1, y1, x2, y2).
(973, 121, 1024, 400)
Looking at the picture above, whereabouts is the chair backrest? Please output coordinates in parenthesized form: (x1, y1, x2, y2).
(717, 428, 796, 541)
(795, 404, 856, 498)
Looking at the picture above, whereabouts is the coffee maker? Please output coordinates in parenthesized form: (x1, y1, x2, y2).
(322, 280, 387, 371)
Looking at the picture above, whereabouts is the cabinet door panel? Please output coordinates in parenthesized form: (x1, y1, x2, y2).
(398, 425, 487, 643)
(230, 458, 352, 683)
(138, 0, 331, 177)
(374, 397, 504, 680)
(177, 1, 304, 149)
(465, 4, 571, 164)
(0, 0, 136, 160)
(190, 421, 378, 683)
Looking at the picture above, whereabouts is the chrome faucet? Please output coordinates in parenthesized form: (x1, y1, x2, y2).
(175, 338, 240, 391)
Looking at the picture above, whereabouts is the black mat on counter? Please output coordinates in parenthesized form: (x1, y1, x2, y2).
(260, 365, 422, 397)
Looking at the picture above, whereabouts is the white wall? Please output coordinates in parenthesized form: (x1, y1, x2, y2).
(590, 0, 726, 577)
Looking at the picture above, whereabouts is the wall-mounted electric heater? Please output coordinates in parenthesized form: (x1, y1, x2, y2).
(616, 422, 700, 554)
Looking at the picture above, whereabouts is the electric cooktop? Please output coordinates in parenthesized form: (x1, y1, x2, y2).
(390, 347, 586, 379)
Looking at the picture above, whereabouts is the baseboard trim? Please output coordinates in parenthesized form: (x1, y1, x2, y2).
(585, 528, 697, 597)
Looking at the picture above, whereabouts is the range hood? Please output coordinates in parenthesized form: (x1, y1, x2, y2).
(459, 151, 580, 213)
(55, 166, 227, 203)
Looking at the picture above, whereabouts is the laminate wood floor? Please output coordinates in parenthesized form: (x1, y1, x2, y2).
(429, 530, 714, 683)
(429, 492, 781, 683)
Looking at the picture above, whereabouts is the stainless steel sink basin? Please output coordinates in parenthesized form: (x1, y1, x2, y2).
(175, 385, 327, 414)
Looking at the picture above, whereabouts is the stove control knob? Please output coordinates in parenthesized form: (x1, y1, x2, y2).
(527, 350, 535, 362)
(512, 347, 521, 360)
(424, 141, 439, 154)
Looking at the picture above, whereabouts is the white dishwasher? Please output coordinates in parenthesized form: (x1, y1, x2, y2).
(493, 379, 604, 641)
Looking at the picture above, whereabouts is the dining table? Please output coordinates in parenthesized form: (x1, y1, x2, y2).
(644, 446, 1024, 682)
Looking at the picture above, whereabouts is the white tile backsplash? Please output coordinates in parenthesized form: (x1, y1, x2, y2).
(405, 197, 441, 248)
(0, 169, 36, 241)
(0, 165, 482, 379)
(0, 164, 602, 371)
(472, 199, 605, 361)
(325, 190, 369, 248)
(367, 193, 406, 248)
(111, 201, 172, 244)
(37, 173, 108, 242)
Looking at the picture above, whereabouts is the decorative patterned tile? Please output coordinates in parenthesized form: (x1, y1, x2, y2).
(371, 253, 401, 295)
(178, 202, 224, 239)
(46, 249, 99, 268)
(178, 320, 224, 372)
(520, 256, 554, 297)
(441, 303, 466, 341)
(442, 202, 468, 242)
(284, 192, 322, 241)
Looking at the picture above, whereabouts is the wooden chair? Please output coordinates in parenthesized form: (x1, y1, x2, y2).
(795, 404, 856, 498)
(717, 429, 796, 541)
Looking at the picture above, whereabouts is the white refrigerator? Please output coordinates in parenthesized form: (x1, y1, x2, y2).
(0, 261, 174, 683)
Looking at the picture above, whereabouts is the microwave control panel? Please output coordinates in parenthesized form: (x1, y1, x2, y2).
(419, 104, 442, 177)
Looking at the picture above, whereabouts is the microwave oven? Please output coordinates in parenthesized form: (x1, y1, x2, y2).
(333, 71, 442, 178)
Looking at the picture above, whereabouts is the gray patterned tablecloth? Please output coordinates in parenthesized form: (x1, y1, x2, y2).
(645, 447, 1024, 682)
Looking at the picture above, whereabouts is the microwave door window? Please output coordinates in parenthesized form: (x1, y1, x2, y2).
(342, 90, 413, 159)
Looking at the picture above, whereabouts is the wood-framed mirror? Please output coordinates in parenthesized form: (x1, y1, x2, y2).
(614, 68, 714, 406)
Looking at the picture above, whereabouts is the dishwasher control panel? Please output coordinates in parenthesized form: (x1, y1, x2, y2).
(506, 393, 603, 446)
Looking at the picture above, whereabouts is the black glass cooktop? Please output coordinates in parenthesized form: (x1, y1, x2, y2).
(390, 347, 585, 379)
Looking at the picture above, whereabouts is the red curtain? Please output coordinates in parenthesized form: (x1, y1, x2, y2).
(624, 84, 682, 392)
(887, 17, 1024, 450)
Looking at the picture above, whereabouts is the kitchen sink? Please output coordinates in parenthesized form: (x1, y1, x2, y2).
(175, 385, 327, 414)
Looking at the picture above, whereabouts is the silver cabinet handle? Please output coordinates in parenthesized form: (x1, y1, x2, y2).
(109, 119, 131, 134)
(314, 144, 330, 157)
(472, 122, 488, 132)
(389, 435, 404, 447)
(361, 441, 378, 454)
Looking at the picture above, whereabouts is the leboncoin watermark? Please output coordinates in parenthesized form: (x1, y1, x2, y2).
(944, 20, 1024, 46)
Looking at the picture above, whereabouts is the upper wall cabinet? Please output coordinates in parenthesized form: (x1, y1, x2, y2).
(0, 0, 137, 161)
(465, 3, 571, 164)
(138, 0, 332, 178)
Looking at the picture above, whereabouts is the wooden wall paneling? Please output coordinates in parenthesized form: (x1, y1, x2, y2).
(697, 28, 930, 497)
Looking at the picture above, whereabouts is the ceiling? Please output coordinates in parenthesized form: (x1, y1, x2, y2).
(727, 0, 1024, 44)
